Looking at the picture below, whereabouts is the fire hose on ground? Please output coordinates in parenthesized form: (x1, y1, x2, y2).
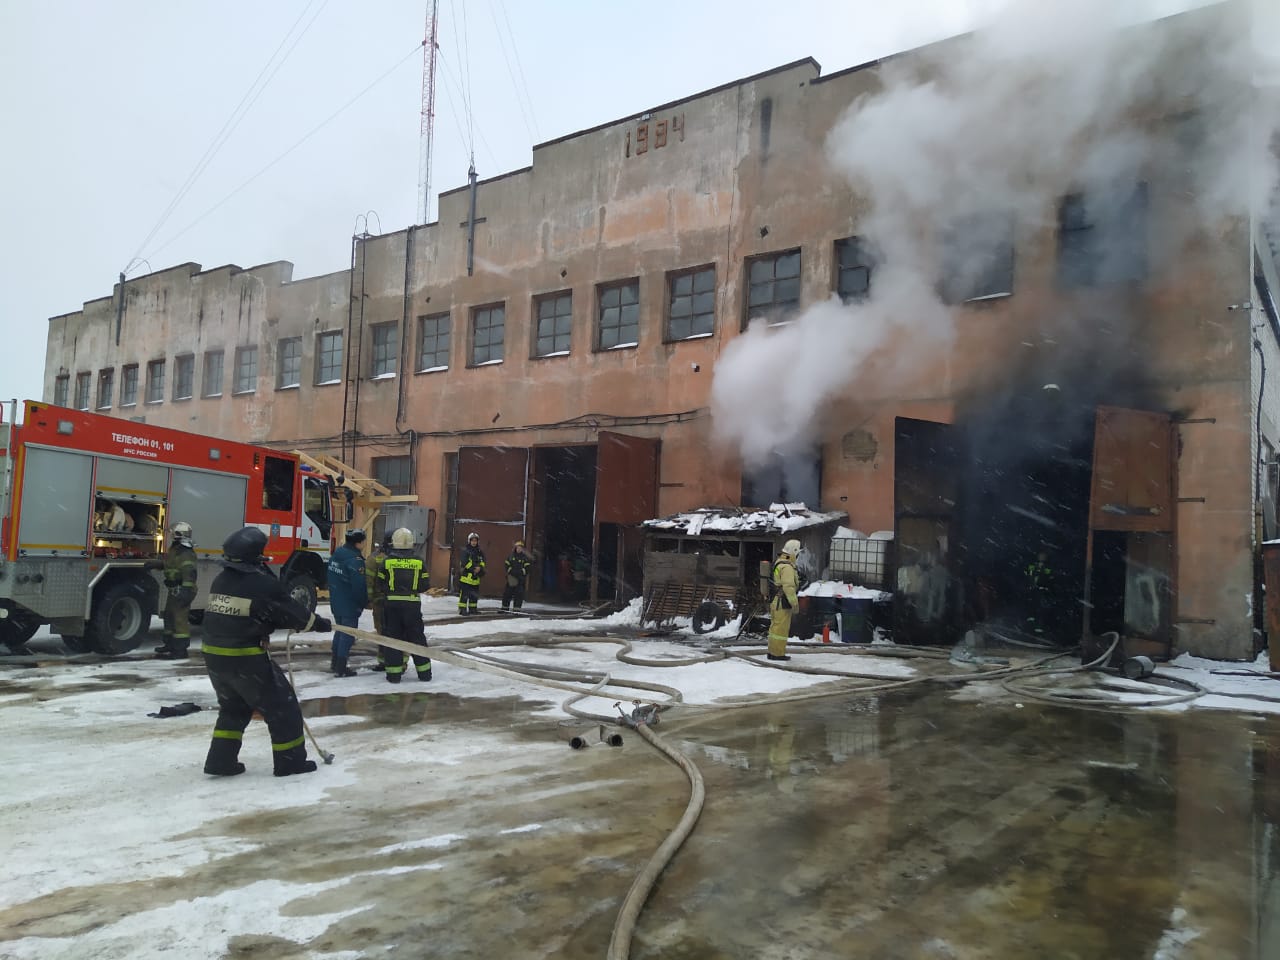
(282, 620, 1210, 958)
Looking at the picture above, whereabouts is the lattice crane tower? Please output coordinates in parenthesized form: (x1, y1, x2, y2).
(418, 0, 440, 225)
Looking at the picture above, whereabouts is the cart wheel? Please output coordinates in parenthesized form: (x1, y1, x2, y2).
(692, 600, 726, 634)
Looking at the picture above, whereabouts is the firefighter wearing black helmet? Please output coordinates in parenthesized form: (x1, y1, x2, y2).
(200, 526, 332, 778)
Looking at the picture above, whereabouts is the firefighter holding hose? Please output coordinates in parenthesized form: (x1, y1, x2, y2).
(200, 526, 332, 778)
(379, 527, 432, 684)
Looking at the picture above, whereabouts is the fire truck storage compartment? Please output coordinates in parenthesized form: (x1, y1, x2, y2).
(17, 447, 94, 556)
(92, 455, 169, 556)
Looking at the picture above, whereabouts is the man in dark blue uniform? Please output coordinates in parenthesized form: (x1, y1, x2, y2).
(201, 526, 332, 778)
(326, 527, 368, 677)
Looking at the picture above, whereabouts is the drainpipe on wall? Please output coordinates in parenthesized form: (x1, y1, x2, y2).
(114, 272, 125, 346)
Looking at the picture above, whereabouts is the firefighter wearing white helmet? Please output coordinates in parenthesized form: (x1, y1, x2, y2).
(376, 527, 432, 684)
(458, 531, 486, 616)
(767, 539, 802, 662)
(155, 521, 198, 659)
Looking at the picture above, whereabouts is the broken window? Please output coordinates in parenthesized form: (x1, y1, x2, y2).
(74, 372, 91, 411)
(938, 212, 1014, 304)
(745, 249, 801, 326)
(370, 323, 398, 378)
(740, 448, 822, 509)
(418, 312, 450, 371)
(1057, 182, 1148, 288)
(96, 369, 113, 410)
(120, 365, 138, 406)
(535, 291, 573, 357)
(145, 360, 165, 404)
(173, 354, 194, 400)
(203, 350, 224, 398)
(472, 304, 505, 365)
(835, 237, 874, 303)
(233, 346, 257, 395)
(667, 266, 715, 341)
(53, 374, 69, 407)
(598, 280, 640, 350)
(315, 331, 342, 384)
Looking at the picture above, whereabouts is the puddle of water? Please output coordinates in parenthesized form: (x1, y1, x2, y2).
(643, 692, 1280, 959)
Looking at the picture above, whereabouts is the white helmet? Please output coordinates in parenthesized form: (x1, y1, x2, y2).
(782, 539, 802, 557)
(467, 531, 479, 543)
(391, 527, 415, 550)
(172, 521, 192, 538)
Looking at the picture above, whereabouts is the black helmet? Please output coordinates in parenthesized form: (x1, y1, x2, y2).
(223, 526, 268, 565)
(381, 532, 394, 549)
(345, 528, 366, 544)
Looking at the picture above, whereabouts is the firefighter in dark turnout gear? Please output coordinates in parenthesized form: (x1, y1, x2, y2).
(365, 532, 392, 671)
(502, 540, 532, 611)
(379, 527, 432, 683)
(326, 528, 368, 677)
(458, 531, 486, 615)
(155, 521, 198, 659)
(201, 526, 332, 777)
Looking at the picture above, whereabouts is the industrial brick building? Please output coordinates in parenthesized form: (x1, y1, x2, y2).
(44, 2, 1280, 659)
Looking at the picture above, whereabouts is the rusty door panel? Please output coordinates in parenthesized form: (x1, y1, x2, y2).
(454, 447, 529, 597)
(456, 447, 529, 524)
(1089, 407, 1174, 533)
(596, 432, 659, 525)
(893, 418, 958, 644)
(1121, 533, 1175, 659)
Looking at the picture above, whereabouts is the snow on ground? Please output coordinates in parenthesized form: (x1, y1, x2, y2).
(3, 596, 1280, 959)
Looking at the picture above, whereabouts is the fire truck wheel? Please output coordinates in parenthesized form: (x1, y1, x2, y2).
(286, 575, 319, 615)
(0, 607, 41, 651)
(89, 581, 152, 655)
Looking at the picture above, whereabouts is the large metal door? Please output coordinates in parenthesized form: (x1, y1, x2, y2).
(594, 431, 660, 603)
(454, 446, 530, 595)
(1086, 406, 1176, 657)
(893, 418, 958, 644)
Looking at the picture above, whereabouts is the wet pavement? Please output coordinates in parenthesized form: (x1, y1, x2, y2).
(3, 646, 1279, 958)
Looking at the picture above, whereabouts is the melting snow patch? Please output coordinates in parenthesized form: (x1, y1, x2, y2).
(1153, 907, 1201, 958)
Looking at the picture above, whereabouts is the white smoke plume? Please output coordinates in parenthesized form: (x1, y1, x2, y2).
(711, 0, 1280, 469)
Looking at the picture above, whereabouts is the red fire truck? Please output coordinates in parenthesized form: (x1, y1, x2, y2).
(0, 400, 347, 654)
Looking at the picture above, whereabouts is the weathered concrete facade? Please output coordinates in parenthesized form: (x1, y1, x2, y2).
(45, 4, 1280, 659)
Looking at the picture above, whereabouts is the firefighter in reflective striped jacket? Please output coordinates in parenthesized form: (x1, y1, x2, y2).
(378, 527, 432, 684)
(458, 532, 486, 615)
(200, 526, 332, 778)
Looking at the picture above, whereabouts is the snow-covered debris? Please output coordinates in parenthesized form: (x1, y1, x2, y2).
(643, 502, 846, 535)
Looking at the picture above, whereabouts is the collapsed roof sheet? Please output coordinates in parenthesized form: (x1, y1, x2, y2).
(643, 502, 848, 536)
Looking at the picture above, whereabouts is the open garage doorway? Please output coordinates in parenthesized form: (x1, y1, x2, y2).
(895, 404, 1174, 654)
(529, 446, 597, 602)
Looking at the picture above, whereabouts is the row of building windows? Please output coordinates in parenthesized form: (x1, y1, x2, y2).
(53, 188, 1147, 411)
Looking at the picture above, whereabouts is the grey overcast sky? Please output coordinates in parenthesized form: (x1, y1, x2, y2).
(0, 0, 999, 411)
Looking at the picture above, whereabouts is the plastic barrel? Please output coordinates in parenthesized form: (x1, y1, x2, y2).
(839, 598, 873, 644)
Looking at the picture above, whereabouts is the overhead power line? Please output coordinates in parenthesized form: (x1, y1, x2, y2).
(144, 42, 424, 263)
(124, 0, 329, 275)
